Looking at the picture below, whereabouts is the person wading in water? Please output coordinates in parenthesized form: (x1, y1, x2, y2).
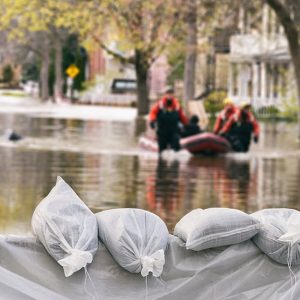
(149, 87, 188, 154)
(219, 101, 259, 152)
(213, 98, 238, 135)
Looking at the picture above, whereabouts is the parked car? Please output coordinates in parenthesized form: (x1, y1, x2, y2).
(111, 79, 137, 94)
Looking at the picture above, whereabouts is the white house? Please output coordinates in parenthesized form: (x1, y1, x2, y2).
(228, 4, 295, 109)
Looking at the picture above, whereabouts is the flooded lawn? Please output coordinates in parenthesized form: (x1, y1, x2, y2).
(0, 104, 300, 234)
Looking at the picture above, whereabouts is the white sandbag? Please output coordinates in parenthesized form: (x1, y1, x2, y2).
(252, 208, 300, 265)
(174, 208, 260, 251)
(95, 208, 169, 277)
(31, 176, 98, 277)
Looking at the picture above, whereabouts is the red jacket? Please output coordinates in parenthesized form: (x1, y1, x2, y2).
(149, 96, 188, 125)
(213, 106, 238, 134)
(220, 110, 260, 137)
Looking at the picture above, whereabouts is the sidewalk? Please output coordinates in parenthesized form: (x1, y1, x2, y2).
(0, 93, 137, 122)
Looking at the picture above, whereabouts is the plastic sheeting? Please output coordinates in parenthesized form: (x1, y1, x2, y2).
(1, 234, 300, 300)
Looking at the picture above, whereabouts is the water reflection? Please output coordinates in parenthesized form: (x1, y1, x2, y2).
(0, 110, 300, 234)
(142, 154, 300, 232)
(185, 157, 253, 210)
(146, 158, 184, 229)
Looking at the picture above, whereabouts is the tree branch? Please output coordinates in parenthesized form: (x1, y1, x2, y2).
(148, 12, 181, 65)
(265, 0, 299, 58)
(148, 2, 165, 45)
(92, 34, 135, 64)
(23, 43, 43, 57)
(108, 2, 140, 38)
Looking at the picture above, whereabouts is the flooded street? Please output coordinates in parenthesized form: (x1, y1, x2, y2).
(0, 101, 300, 234)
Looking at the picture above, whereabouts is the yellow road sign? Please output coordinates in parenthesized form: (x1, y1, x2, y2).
(66, 65, 80, 78)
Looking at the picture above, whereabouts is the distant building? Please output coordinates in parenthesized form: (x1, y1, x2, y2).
(88, 48, 106, 79)
(87, 45, 169, 99)
(228, 4, 293, 109)
(195, 15, 239, 98)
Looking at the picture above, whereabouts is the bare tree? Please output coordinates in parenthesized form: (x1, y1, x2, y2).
(183, 0, 198, 104)
(11, 31, 51, 101)
(78, 0, 183, 116)
(0, 0, 71, 102)
(182, 0, 239, 106)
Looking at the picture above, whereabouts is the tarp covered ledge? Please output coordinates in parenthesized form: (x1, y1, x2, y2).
(0, 234, 299, 300)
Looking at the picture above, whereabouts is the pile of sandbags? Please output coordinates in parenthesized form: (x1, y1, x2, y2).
(32, 177, 169, 278)
(173, 207, 300, 266)
(32, 177, 300, 283)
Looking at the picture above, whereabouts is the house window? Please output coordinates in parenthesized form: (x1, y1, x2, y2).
(266, 63, 273, 98)
(273, 64, 279, 98)
(257, 62, 261, 97)
(245, 63, 253, 98)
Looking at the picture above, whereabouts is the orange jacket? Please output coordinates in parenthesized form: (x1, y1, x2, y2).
(220, 110, 259, 137)
(213, 106, 238, 134)
(149, 96, 188, 125)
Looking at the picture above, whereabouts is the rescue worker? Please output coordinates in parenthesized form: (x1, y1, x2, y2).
(213, 98, 238, 134)
(149, 87, 188, 153)
(181, 115, 203, 138)
(219, 101, 259, 152)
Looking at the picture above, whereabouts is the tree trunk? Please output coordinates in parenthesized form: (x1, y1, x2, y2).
(40, 48, 49, 102)
(291, 53, 300, 139)
(54, 38, 63, 102)
(135, 49, 150, 116)
(183, 0, 197, 106)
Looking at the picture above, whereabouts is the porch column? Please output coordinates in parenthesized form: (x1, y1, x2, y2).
(261, 62, 267, 106)
(252, 62, 259, 108)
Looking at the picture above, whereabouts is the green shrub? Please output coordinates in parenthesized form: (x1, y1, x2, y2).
(256, 105, 280, 118)
(2, 64, 14, 84)
(204, 90, 227, 115)
(280, 97, 299, 121)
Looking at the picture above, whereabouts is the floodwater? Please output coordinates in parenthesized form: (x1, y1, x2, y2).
(0, 101, 300, 234)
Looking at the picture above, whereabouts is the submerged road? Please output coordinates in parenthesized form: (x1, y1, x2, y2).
(0, 95, 299, 234)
